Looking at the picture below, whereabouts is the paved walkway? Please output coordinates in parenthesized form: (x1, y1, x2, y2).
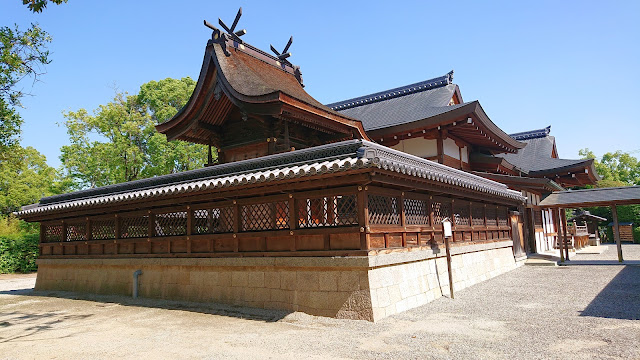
(0, 246, 639, 359)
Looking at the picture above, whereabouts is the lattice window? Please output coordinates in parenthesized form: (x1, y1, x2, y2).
(486, 206, 498, 226)
(298, 195, 358, 228)
(242, 201, 289, 231)
(453, 201, 470, 226)
(534, 210, 543, 227)
(120, 215, 149, 239)
(155, 211, 187, 236)
(193, 206, 235, 234)
(66, 223, 86, 242)
(92, 219, 115, 240)
(44, 225, 63, 242)
(497, 207, 508, 226)
(471, 203, 485, 226)
(432, 198, 451, 224)
(404, 198, 429, 225)
(368, 194, 400, 225)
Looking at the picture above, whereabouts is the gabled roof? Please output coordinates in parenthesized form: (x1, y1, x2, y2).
(496, 126, 599, 186)
(325, 72, 524, 153)
(472, 172, 564, 193)
(539, 186, 640, 208)
(327, 71, 456, 112)
(18, 139, 524, 218)
(156, 31, 369, 144)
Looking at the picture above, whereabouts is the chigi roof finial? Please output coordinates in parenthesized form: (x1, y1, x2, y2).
(270, 36, 293, 66)
(204, 7, 247, 43)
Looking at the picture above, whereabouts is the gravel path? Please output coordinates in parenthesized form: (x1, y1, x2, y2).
(0, 245, 638, 359)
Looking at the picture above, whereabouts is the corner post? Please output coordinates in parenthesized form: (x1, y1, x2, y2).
(611, 204, 623, 262)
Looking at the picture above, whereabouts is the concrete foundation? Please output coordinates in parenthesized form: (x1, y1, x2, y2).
(35, 240, 516, 321)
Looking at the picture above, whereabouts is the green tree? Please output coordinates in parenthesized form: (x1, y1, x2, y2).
(1, 0, 67, 153)
(0, 146, 62, 215)
(60, 77, 209, 189)
(0, 24, 51, 153)
(579, 148, 640, 187)
(22, 0, 67, 13)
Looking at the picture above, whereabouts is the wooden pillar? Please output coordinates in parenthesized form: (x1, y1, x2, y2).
(233, 201, 240, 252)
(288, 194, 297, 252)
(561, 208, 569, 261)
(611, 204, 624, 262)
(357, 186, 370, 250)
(399, 192, 406, 247)
(437, 130, 444, 164)
(553, 208, 564, 262)
(186, 206, 193, 254)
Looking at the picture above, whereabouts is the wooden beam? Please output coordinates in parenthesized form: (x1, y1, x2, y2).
(561, 208, 569, 261)
(611, 204, 623, 262)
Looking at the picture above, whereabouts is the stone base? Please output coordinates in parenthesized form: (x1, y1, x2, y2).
(35, 241, 516, 322)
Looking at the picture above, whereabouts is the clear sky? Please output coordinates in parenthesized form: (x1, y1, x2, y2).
(3, 0, 639, 168)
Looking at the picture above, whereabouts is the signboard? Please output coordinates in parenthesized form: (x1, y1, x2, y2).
(442, 218, 452, 238)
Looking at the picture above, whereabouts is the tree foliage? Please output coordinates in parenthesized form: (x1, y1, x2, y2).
(22, 0, 67, 13)
(579, 148, 640, 187)
(0, 23, 52, 152)
(0, 146, 66, 216)
(60, 77, 209, 189)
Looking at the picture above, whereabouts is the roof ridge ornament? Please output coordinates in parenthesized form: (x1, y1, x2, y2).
(204, 7, 247, 56)
(270, 36, 293, 66)
(447, 70, 454, 84)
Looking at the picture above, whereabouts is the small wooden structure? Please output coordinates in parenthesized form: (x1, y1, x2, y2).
(568, 211, 606, 247)
(608, 222, 634, 242)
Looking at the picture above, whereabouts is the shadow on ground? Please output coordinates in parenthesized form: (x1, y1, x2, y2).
(3, 288, 291, 323)
(580, 265, 640, 320)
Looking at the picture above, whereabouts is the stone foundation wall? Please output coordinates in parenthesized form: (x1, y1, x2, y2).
(35, 241, 516, 322)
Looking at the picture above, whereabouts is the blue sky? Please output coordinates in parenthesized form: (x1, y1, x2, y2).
(3, 0, 639, 168)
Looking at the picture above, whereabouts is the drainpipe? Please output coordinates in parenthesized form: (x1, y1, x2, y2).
(133, 269, 142, 298)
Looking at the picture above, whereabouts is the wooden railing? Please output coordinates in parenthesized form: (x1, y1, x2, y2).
(39, 185, 513, 258)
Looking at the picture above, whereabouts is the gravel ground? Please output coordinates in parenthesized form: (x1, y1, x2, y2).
(0, 244, 639, 360)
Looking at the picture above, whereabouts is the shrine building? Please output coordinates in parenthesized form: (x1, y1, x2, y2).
(17, 10, 597, 321)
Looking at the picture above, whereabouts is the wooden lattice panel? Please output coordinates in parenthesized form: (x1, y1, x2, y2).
(432, 198, 451, 224)
(404, 198, 429, 226)
(497, 207, 508, 226)
(193, 207, 235, 234)
(471, 203, 485, 226)
(368, 194, 400, 225)
(92, 219, 115, 240)
(44, 225, 63, 242)
(155, 211, 188, 236)
(534, 210, 543, 227)
(453, 201, 470, 226)
(66, 223, 86, 242)
(242, 201, 289, 231)
(120, 215, 148, 239)
(298, 195, 357, 228)
(485, 206, 498, 226)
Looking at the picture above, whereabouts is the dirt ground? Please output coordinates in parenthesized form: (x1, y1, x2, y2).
(1, 244, 639, 360)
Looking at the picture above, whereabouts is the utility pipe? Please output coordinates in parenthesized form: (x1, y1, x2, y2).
(133, 269, 142, 298)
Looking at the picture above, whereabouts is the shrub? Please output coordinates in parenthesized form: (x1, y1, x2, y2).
(634, 227, 640, 244)
(0, 233, 39, 273)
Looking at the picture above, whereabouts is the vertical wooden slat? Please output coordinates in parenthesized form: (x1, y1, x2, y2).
(233, 201, 240, 252)
(186, 206, 193, 254)
(289, 195, 296, 251)
(561, 208, 569, 261)
(399, 192, 406, 247)
(553, 208, 564, 263)
(611, 204, 623, 262)
(86, 218, 92, 241)
(61, 220, 67, 243)
(114, 214, 120, 255)
(357, 186, 370, 250)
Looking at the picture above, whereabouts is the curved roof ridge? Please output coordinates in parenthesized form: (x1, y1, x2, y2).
(510, 126, 551, 140)
(326, 71, 454, 111)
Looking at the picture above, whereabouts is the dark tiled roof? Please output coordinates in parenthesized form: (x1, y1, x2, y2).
(497, 136, 557, 172)
(326, 71, 454, 111)
(509, 126, 551, 140)
(19, 140, 524, 217)
(325, 72, 459, 131)
(539, 186, 640, 207)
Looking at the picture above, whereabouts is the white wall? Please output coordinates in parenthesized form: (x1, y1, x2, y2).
(390, 137, 438, 158)
(443, 138, 460, 159)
